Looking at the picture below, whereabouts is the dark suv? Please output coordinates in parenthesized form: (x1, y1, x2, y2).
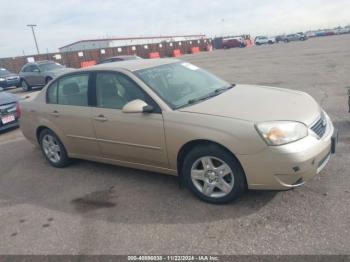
(285, 33, 307, 42)
(19, 61, 74, 91)
(0, 68, 21, 89)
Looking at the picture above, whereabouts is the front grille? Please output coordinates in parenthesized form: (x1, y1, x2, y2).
(0, 103, 16, 116)
(310, 112, 327, 138)
(6, 76, 19, 81)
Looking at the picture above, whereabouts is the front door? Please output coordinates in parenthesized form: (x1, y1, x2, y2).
(91, 71, 168, 168)
(27, 65, 44, 86)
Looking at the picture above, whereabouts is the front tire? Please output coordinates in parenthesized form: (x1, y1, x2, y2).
(39, 129, 71, 168)
(21, 80, 32, 92)
(182, 144, 246, 204)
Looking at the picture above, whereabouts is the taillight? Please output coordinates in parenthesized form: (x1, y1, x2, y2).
(16, 102, 21, 118)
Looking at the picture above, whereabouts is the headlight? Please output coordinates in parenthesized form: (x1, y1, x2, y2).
(256, 121, 308, 146)
(0, 77, 5, 81)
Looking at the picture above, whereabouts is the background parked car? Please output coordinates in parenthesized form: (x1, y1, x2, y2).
(19, 61, 74, 91)
(275, 35, 287, 43)
(0, 68, 21, 89)
(0, 87, 20, 132)
(255, 36, 276, 45)
(285, 33, 308, 42)
(98, 55, 142, 64)
(335, 28, 349, 34)
(222, 37, 246, 48)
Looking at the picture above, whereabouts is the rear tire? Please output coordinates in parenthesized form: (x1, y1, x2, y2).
(39, 129, 71, 168)
(182, 144, 246, 204)
(21, 80, 32, 92)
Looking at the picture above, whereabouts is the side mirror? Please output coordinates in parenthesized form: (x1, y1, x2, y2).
(33, 68, 40, 73)
(122, 99, 153, 113)
(0, 87, 3, 92)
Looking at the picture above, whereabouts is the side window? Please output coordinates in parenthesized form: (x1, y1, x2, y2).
(47, 81, 58, 104)
(32, 65, 40, 72)
(57, 74, 89, 106)
(24, 65, 33, 72)
(28, 65, 36, 72)
(96, 72, 146, 110)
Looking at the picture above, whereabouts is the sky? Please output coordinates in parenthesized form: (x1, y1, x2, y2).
(0, 0, 349, 58)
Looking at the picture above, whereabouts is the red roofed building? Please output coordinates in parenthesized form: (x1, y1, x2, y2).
(59, 35, 206, 52)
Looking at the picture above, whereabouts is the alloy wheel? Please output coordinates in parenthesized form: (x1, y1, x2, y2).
(191, 156, 234, 198)
(42, 134, 61, 163)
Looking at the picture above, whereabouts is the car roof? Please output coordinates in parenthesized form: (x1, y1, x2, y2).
(24, 60, 55, 66)
(106, 55, 140, 59)
(35, 60, 56, 64)
(82, 58, 180, 72)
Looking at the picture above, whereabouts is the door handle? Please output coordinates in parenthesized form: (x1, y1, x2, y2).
(50, 110, 60, 117)
(93, 114, 108, 122)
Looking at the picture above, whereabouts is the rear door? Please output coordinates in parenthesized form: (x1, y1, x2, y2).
(90, 71, 169, 168)
(45, 73, 99, 157)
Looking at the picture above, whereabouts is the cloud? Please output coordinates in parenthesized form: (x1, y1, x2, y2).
(0, 0, 349, 57)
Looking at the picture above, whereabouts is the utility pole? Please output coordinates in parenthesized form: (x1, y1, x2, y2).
(27, 24, 40, 54)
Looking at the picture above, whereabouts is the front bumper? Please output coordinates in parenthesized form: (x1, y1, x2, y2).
(0, 78, 21, 88)
(238, 118, 337, 190)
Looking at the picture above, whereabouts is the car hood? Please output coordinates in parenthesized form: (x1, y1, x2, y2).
(0, 91, 17, 105)
(178, 84, 321, 126)
(0, 73, 18, 78)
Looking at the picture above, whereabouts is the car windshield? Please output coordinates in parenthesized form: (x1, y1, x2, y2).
(0, 68, 12, 76)
(135, 62, 233, 109)
(38, 62, 64, 71)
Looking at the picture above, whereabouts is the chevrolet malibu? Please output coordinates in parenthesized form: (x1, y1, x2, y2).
(19, 59, 337, 204)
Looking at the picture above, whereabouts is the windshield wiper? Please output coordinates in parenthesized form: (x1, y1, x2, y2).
(175, 84, 235, 109)
(186, 84, 235, 105)
(214, 83, 235, 94)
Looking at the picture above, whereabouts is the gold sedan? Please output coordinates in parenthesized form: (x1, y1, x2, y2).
(19, 59, 337, 203)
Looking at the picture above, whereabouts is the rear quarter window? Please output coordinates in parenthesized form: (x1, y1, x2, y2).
(57, 74, 89, 106)
(47, 81, 58, 104)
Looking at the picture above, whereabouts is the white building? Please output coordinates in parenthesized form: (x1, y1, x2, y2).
(59, 35, 206, 52)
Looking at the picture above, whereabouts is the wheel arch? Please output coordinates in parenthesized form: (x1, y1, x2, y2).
(36, 126, 63, 145)
(36, 126, 49, 143)
(45, 76, 53, 83)
(176, 139, 247, 187)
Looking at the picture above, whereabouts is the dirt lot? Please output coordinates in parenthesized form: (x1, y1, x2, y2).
(0, 34, 349, 255)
